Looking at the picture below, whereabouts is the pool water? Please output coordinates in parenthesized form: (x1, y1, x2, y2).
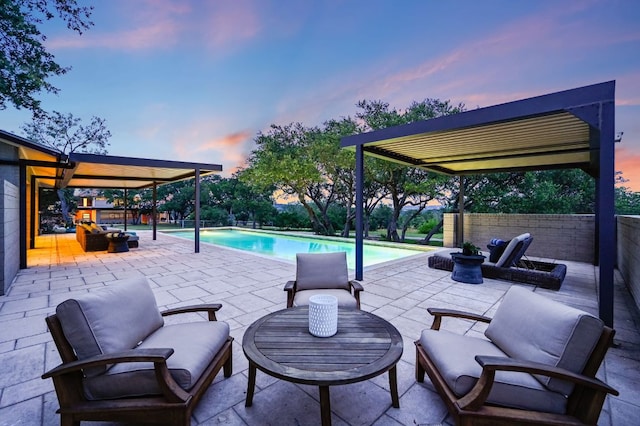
(169, 229, 422, 268)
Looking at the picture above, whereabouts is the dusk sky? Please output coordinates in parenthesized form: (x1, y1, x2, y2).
(2, 0, 640, 189)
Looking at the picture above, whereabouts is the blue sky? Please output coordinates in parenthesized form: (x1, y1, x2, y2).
(2, 0, 640, 189)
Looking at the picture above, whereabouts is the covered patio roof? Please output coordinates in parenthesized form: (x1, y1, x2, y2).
(0, 129, 222, 266)
(341, 81, 616, 326)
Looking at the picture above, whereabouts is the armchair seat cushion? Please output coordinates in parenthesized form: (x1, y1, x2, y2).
(485, 287, 603, 395)
(84, 321, 230, 400)
(293, 289, 358, 309)
(420, 329, 567, 414)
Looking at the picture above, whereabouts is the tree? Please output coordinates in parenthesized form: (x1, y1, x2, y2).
(243, 123, 340, 235)
(22, 111, 111, 224)
(22, 111, 111, 154)
(1, 0, 94, 115)
(356, 99, 464, 241)
(615, 172, 640, 215)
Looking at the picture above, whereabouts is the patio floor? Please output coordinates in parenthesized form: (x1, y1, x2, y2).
(1, 231, 639, 425)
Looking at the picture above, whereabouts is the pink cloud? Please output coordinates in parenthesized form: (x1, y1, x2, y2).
(202, 0, 261, 48)
(48, 21, 182, 50)
(616, 147, 640, 192)
(195, 131, 252, 151)
(47, 0, 263, 51)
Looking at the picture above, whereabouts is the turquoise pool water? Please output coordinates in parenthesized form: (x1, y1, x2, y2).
(169, 229, 422, 268)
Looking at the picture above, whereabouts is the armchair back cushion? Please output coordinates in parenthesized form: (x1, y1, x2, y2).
(56, 277, 164, 377)
(295, 252, 350, 291)
(485, 286, 603, 395)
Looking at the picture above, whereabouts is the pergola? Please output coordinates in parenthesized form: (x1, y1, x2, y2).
(0, 130, 222, 268)
(341, 81, 616, 326)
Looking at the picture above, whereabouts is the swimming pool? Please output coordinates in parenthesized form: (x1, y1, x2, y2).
(168, 229, 425, 268)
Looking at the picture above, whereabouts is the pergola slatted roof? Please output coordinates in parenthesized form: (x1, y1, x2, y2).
(341, 81, 616, 327)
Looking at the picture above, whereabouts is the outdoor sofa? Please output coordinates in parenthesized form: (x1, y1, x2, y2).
(428, 233, 567, 290)
(75, 222, 139, 252)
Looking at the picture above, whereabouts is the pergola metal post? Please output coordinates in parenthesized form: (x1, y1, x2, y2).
(598, 101, 615, 328)
(194, 168, 200, 253)
(123, 188, 128, 232)
(458, 175, 465, 247)
(30, 175, 36, 249)
(152, 183, 157, 240)
(355, 145, 364, 280)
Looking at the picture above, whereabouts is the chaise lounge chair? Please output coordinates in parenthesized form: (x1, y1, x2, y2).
(428, 233, 567, 290)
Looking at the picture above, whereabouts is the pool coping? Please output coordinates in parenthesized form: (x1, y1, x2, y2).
(160, 226, 435, 271)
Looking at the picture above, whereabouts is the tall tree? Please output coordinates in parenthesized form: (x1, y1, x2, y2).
(1, 0, 94, 115)
(22, 111, 111, 224)
(243, 123, 339, 235)
(356, 99, 464, 241)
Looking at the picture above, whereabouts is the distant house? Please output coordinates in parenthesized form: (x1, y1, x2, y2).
(73, 190, 169, 225)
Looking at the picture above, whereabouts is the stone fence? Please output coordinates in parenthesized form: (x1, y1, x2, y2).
(443, 213, 595, 263)
(443, 213, 640, 312)
(617, 216, 640, 312)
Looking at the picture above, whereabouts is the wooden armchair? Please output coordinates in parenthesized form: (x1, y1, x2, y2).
(415, 287, 618, 425)
(284, 252, 363, 309)
(42, 277, 233, 426)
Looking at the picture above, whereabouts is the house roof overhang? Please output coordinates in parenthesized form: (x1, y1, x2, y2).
(0, 130, 222, 189)
(341, 81, 615, 177)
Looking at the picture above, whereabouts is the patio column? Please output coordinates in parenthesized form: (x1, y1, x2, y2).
(458, 175, 465, 247)
(597, 101, 615, 328)
(29, 175, 36, 249)
(355, 145, 364, 280)
(194, 168, 200, 253)
(152, 182, 157, 240)
(123, 188, 128, 232)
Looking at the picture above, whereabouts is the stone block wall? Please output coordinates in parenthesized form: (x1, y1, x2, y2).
(443, 213, 595, 263)
(0, 143, 20, 295)
(2, 181, 19, 295)
(617, 216, 640, 312)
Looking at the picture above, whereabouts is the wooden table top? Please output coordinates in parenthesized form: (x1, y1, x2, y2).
(242, 307, 403, 386)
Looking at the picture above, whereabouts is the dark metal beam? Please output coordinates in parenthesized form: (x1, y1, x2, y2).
(194, 168, 200, 253)
(123, 188, 128, 232)
(152, 183, 157, 241)
(355, 145, 364, 280)
(458, 176, 465, 247)
(68, 152, 222, 171)
(30, 175, 36, 249)
(598, 98, 616, 328)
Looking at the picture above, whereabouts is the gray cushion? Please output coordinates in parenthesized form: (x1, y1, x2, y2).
(293, 289, 357, 308)
(420, 329, 567, 414)
(485, 286, 604, 395)
(296, 252, 350, 291)
(83, 321, 230, 400)
(56, 277, 164, 377)
(495, 233, 529, 267)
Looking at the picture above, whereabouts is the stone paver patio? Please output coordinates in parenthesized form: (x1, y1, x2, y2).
(0, 231, 639, 425)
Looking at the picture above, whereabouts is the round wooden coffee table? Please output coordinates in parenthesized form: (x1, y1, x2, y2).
(242, 307, 403, 426)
